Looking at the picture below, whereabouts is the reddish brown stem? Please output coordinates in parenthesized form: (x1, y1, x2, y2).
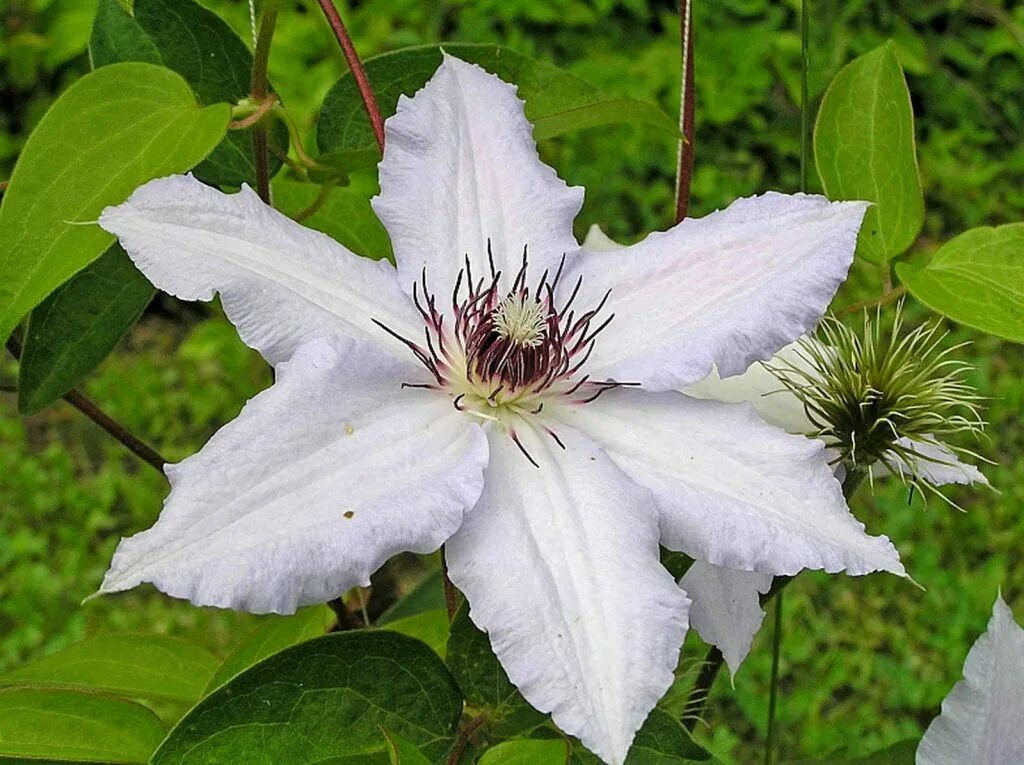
(6, 337, 167, 476)
(316, 0, 385, 153)
(441, 547, 460, 622)
(674, 0, 695, 223)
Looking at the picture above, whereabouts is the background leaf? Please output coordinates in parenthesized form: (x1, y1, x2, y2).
(152, 632, 462, 764)
(571, 709, 720, 764)
(446, 602, 546, 738)
(898, 223, 1024, 342)
(781, 738, 917, 764)
(814, 41, 924, 265)
(17, 244, 153, 414)
(479, 739, 570, 765)
(0, 62, 229, 345)
(0, 687, 165, 763)
(382, 729, 434, 765)
(1, 633, 219, 704)
(205, 605, 335, 693)
(271, 176, 393, 261)
(377, 610, 450, 659)
(377, 569, 446, 626)
(88, 0, 287, 187)
(317, 43, 678, 170)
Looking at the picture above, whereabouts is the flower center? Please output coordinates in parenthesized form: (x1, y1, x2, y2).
(375, 244, 632, 463)
(493, 293, 547, 348)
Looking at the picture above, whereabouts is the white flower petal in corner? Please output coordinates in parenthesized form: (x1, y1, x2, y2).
(99, 175, 421, 365)
(373, 53, 583, 301)
(445, 424, 689, 765)
(555, 389, 904, 578)
(680, 561, 773, 676)
(100, 336, 488, 614)
(917, 595, 1024, 765)
(561, 193, 867, 391)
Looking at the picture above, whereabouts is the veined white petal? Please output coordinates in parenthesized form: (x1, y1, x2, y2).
(878, 437, 989, 488)
(100, 337, 488, 614)
(555, 389, 904, 578)
(445, 423, 688, 765)
(684, 341, 816, 434)
(679, 561, 772, 677)
(373, 54, 583, 301)
(564, 193, 866, 390)
(918, 595, 1024, 765)
(99, 175, 420, 365)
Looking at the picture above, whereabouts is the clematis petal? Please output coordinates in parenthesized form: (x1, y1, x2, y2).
(878, 437, 989, 488)
(99, 336, 488, 614)
(445, 422, 689, 765)
(99, 174, 420, 365)
(679, 561, 773, 677)
(555, 389, 904, 577)
(684, 342, 815, 433)
(565, 193, 867, 390)
(373, 54, 583, 300)
(917, 595, 1024, 765)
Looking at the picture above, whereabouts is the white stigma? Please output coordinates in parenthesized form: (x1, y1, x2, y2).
(493, 293, 547, 348)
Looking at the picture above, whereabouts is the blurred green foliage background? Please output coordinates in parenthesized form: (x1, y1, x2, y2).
(1, 0, 1022, 761)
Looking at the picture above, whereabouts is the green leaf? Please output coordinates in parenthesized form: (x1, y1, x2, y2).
(88, 0, 287, 187)
(479, 739, 570, 765)
(89, 0, 161, 68)
(0, 62, 229, 346)
(271, 176, 393, 262)
(446, 601, 546, 737)
(377, 609, 450, 659)
(377, 569, 446, 626)
(382, 729, 433, 765)
(781, 739, 917, 764)
(897, 223, 1024, 342)
(0, 687, 165, 763)
(814, 41, 924, 265)
(17, 244, 153, 414)
(317, 43, 678, 169)
(152, 632, 462, 764)
(206, 605, 335, 693)
(570, 710, 719, 765)
(1, 633, 220, 704)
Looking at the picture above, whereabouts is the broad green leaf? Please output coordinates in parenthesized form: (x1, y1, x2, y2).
(814, 41, 923, 264)
(88, 0, 287, 187)
(152, 632, 462, 764)
(781, 739, 917, 764)
(480, 739, 570, 765)
(89, 0, 161, 67)
(1, 633, 220, 704)
(0, 62, 229, 346)
(446, 602, 546, 737)
(377, 569, 445, 626)
(17, 244, 153, 414)
(571, 710, 720, 764)
(317, 43, 678, 169)
(897, 223, 1024, 342)
(206, 605, 335, 693)
(377, 609, 449, 659)
(271, 176, 393, 262)
(382, 729, 433, 765)
(0, 687, 165, 763)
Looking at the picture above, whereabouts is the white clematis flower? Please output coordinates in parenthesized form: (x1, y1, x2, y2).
(917, 594, 1024, 764)
(97, 55, 905, 764)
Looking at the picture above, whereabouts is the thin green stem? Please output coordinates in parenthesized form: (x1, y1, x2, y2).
(250, 0, 281, 203)
(762, 5, 810, 757)
(764, 592, 784, 764)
